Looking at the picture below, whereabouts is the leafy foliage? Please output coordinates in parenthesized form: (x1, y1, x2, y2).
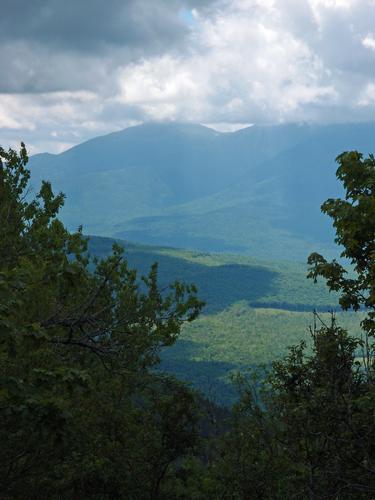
(211, 319, 375, 498)
(308, 151, 375, 372)
(0, 144, 204, 498)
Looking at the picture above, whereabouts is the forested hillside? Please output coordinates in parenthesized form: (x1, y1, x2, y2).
(88, 235, 338, 312)
(88, 236, 363, 403)
(29, 121, 375, 260)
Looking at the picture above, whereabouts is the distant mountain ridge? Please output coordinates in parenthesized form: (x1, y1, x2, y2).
(28, 121, 375, 261)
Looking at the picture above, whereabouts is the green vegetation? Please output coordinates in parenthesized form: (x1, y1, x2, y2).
(163, 305, 364, 404)
(88, 235, 340, 312)
(206, 150, 375, 498)
(88, 236, 359, 402)
(0, 144, 204, 498)
(208, 320, 375, 498)
(4, 142, 375, 498)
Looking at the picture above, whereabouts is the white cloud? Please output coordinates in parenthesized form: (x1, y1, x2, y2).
(2, 0, 375, 152)
(204, 122, 253, 132)
(358, 83, 375, 105)
(0, 95, 36, 130)
(362, 33, 375, 51)
(118, 56, 200, 104)
(310, 0, 359, 11)
(115, 0, 341, 124)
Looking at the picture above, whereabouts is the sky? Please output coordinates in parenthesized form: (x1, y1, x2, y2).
(1, 0, 375, 153)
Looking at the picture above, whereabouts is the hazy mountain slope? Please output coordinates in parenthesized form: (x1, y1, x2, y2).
(28, 122, 311, 233)
(29, 121, 375, 260)
(113, 122, 375, 260)
(30, 123, 225, 231)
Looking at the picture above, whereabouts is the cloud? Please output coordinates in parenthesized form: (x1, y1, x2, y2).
(1, 0, 375, 152)
(0, 0, 213, 94)
(115, 0, 347, 124)
(0, 0, 193, 54)
(363, 34, 375, 51)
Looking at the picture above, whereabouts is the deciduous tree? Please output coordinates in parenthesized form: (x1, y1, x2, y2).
(0, 144, 203, 498)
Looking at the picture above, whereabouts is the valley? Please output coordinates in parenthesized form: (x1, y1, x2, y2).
(89, 236, 364, 404)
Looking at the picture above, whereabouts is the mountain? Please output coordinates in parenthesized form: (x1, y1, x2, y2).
(29, 121, 375, 261)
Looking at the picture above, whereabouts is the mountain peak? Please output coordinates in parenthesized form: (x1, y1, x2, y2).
(118, 121, 219, 137)
(28, 121, 375, 261)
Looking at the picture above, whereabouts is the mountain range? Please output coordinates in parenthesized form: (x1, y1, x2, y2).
(29, 121, 375, 261)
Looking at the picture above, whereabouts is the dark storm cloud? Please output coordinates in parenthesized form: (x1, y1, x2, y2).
(1, 0, 187, 51)
(0, 0, 216, 93)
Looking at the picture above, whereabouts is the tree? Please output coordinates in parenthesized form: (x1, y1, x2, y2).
(308, 151, 375, 372)
(268, 319, 367, 498)
(210, 151, 375, 499)
(0, 144, 204, 498)
(305, 150, 375, 495)
(212, 320, 375, 498)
